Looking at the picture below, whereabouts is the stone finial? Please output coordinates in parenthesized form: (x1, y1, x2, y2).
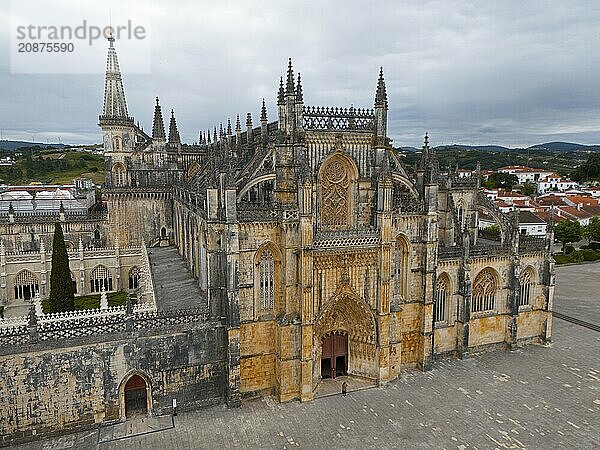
(260, 98, 267, 122)
(78, 237, 84, 252)
(286, 58, 295, 94)
(168, 109, 181, 145)
(39, 239, 45, 254)
(278, 77, 285, 104)
(207, 128, 212, 144)
(296, 73, 303, 102)
(8, 202, 14, 215)
(423, 131, 429, 148)
(100, 286, 108, 310)
(235, 115, 241, 134)
(227, 119, 232, 136)
(59, 200, 65, 214)
(34, 292, 43, 317)
(152, 97, 166, 141)
(246, 112, 253, 128)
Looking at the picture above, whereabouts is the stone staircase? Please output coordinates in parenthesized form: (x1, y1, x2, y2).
(147, 246, 207, 311)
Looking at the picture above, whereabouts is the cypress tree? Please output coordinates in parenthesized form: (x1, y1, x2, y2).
(49, 222, 75, 312)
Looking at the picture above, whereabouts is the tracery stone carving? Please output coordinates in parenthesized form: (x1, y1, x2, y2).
(320, 157, 353, 229)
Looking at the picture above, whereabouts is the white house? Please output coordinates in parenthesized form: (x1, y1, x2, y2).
(536, 173, 578, 194)
(518, 211, 547, 236)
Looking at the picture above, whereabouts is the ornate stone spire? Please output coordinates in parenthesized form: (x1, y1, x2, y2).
(286, 58, 295, 94)
(207, 128, 211, 144)
(296, 73, 303, 102)
(278, 77, 285, 105)
(260, 98, 267, 122)
(246, 112, 253, 128)
(227, 119, 232, 136)
(235, 115, 241, 134)
(168, 109, 180, 145)
(100, 34, 131, 122)
(152, 97, 166, 142)
(375, 66, 388, 108)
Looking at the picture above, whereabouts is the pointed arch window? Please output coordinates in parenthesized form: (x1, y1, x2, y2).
(113, 163, 126, 187)
(14, 270, 39, 301)
(472, 269, 497, 312)
(91, 265, 113, 293)
(392, 236, 409, 302)
(129, 266, 141, 290)
(259, 249, 275, 311)
(519, 269, 534, 306)
(435, 274, 450, 323)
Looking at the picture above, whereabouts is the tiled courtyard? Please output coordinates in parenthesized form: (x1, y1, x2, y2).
(14, 263, 600, 449)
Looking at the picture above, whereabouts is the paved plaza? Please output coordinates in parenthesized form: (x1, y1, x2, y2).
(14, 263, 600, 449)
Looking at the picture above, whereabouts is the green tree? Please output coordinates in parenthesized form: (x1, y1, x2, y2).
(521, 182, 536, 196)
(554, 219, 583, 251)
(586, 216, 600, 242)
(483, 172, 519, 190)
(48, 222, 75, 312)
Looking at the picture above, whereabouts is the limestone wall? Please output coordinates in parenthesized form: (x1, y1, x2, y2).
(0, 323, 227, 446)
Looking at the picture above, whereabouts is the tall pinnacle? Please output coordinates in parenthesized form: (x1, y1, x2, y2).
(168, 109, 180, 145)
(375, 66, 388, 108)
(235, 114, 241, 133)
(286, 58, 295, 94)
(261, 98, 267, 122)
(100, 35, 130, 120)
(296, 73, 303, 102)
(152, 97, 166, 141)
(278, 77, 285, 104)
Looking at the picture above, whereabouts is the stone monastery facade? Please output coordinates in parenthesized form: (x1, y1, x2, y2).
(100, 35, 555, 404)
(0, 37, 556, 445)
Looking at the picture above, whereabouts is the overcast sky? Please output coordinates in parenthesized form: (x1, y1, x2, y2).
(2, 0, 600, 148)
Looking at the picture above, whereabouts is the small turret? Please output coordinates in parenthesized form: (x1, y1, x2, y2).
(296, 73, 303, 103)
(246, 113, 253, 143)
(235, 114, 242, 144)
(168, 109, 181, 146)
(152, 97, 166, 143)
(285, 58, 295, 95)
(261, 99, 268, 143)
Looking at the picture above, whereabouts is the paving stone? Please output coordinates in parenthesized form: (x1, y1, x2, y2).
(13, 263, 600, 449)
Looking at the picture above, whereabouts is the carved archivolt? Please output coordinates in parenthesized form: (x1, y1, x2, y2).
(314, 284, 376, 344)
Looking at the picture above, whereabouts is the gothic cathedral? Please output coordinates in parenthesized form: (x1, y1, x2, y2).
(100, 37, 555, 404)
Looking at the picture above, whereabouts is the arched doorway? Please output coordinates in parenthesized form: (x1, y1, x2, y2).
(124, 374, 148, 418)
(321, 332, 348, 379)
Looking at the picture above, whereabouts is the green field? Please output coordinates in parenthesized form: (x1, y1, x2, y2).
(399, 147, 588, 178)
(0, 147, 104, 185)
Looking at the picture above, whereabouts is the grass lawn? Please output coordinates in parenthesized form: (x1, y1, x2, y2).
(42, 291, 128, 313)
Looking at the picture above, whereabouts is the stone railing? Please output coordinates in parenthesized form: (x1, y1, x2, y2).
(313, 227, 380, 248)
(140, 242, 157, 306)
(469, 244, 510, 258)
(438, 246, 462, 260)
(0, 210, 107, 223)
(237, 203, 279, 222)
(519, 235, 547, 253)
(302, 105, 375, 131)
(0, 305, 210, 347)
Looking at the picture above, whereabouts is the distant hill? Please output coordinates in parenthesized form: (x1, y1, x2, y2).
(435, 144, 512, 152)
(526, 142, 600, 152)
(0, 140, 66, 152)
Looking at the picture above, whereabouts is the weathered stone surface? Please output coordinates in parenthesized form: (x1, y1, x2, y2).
(0, 322, 227, 446)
